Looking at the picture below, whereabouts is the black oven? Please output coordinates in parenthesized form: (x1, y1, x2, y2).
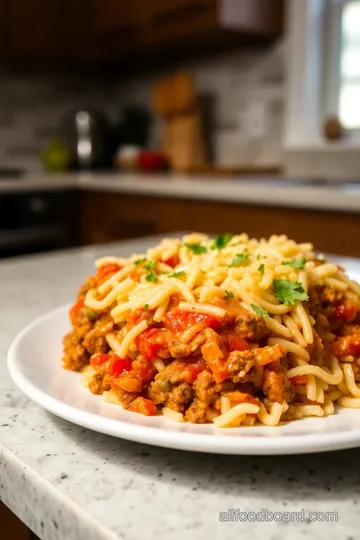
(0, 190, 76, 258)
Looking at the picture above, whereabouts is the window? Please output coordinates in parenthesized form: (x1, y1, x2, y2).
(338, 1, 360, 129)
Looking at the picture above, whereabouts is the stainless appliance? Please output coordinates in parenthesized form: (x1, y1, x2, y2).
(0, 190, 75, 258)
(62, 110, 111, 170)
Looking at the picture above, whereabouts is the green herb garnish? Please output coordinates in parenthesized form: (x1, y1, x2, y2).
(145, 270, 158, 283)
(168, 270, 186, 278)
(184, 243, 207, 255)
(224, 290, 234, 299)
(144, 260, 156, 271)
(258, 264, 265, 274)
(273, 279, 308, 306)
(282, 258, 306, 270)
(315, 255, 326, 264)
(229, 250, 249, 267)
(134, 258, 146, 265)
(251, 304, 268, 318)
(212, 233, 233, 250)
(144, 304, 149, 310)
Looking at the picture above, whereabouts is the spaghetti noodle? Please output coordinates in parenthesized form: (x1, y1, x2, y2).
(62, 233, 360, 427)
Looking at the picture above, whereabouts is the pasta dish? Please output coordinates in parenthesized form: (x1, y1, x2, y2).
(63, 233, 360, 428)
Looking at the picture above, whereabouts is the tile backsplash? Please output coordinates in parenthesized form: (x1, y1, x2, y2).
(0, 40, 284, 172)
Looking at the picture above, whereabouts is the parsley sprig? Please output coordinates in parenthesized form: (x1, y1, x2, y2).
(145, 270, 158, 283)
(251, 304, 268, 318)
(167, 270, 185, 278)
(224, 290, 235, 299)
(184, 243, 207, 255)
(258, 264, 265, 274)
(229, 250, 249, 267)
(282, 258, 306, 270)
(273, 279, 308, 306)
(212, 233, 233, 250)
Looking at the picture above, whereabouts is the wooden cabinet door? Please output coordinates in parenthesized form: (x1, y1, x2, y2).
(2, 0, 65, 62)
(93, 0, 146, 47)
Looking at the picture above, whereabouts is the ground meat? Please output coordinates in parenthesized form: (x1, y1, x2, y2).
(88, 371, 111, 394)
(225, 350, 262, 385)
(193, 370, 234, 404)
(168, 332, 206, 358)
(185, 400, 209, 423)
(235, 306, 268, 341)
(82, 328, 108, 356)
(307, 330, 325, 366)
(63, 328, 91, 371)
(166, 382, 193, 413)
(112, 388, 138, 409)
(262, 368, 295, 403)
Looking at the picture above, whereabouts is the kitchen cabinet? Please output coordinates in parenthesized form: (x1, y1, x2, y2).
(0, 0, 66, 64)
(0, 0, 284, 67)
(80, 192, 360, 258)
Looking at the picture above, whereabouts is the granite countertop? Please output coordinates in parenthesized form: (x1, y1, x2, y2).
(1, 236, 360, 540)
(1, 172, 360, 212)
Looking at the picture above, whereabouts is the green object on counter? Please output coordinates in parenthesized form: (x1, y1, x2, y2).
(41, 139, 71, 172)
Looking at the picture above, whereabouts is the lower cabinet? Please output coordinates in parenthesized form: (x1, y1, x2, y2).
(80, 192, 360, 257)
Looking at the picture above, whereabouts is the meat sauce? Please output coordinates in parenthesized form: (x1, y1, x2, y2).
(63, 276, 360, 422)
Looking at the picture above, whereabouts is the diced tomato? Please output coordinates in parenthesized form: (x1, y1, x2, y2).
(163, 310, 221, 333)
(224, 391, 259, 405)
(118, 377, 142, 393)
(225, 332, 250, 352)
(333, 302, 357, 323)
(132, 358, 157, 382)
(96, 263, 121, 283)
(90, 353, 109, 369)
(136, 328, 162, 360)
(69, 298, 84, 325)
(109, 355, 132, 377)
(127, 307, 148, 326)
(129, 397, 157, 416)
(333, 335, 360, 358)
(183, 358, 207, 383)
(163, 254, 180, 268)
(255, 344, 286, 367)
(290, 374, 308, 385)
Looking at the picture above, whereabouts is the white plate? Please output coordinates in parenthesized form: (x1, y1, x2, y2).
(7, 304, 360, 455)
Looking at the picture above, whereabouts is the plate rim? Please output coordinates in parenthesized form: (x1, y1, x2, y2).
(7, 304, 360, 455)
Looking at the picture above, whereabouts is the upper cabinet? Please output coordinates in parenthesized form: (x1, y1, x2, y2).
(0, 0, 284, 68)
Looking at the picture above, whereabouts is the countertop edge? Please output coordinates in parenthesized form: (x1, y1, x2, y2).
(0, 440, 120, 540)
(0, 173, 360, 213)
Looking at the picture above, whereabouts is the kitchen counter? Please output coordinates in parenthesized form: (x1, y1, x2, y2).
(1, 172, 360, 212)
(1, 236, 360, 540)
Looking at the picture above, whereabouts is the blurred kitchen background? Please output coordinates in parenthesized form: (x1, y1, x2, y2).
(1, 0, 360, 259)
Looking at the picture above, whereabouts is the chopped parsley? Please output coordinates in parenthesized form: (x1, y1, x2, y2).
(212, 233, 233, 250)
(273, 279, 308, 306)
(134, 258, 146, 265)
(184, 242, 207, 255)
(145, 270, 158, 283)
(168, 270, 185, 278)
(258, 263, 265, 274)
(144, 304, 149, 311)
(229, 250, 249, 267)
(251, 304, 268, 318)
(224, 290, 234, 299)
(144, 260, 156, 271)
(282, 258, 306, 270)
(315, 255, 326, 264)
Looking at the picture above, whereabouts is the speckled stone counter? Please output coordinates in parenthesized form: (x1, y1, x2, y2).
(1, 237, 360, 540)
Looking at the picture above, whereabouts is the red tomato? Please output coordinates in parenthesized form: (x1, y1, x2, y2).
(129, 397, 157, 416)
(137, 328, 162, 360)
(127, 307, 148, 326)
(96, 263, 121, 283)
(333, 335, 360, 358)
(225, 332, 250, 352)
(90, 353, 109, 368)
(163, 254, 180, 268)
(184, 358, 207, 383)
(69, 298, 84, 325)
(132, 358, 157, 382)
(290, 374, 308, 385)
(109, 355, 132, 377)
(163, 310, 220, 333)
(334, 302, 357, 323)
